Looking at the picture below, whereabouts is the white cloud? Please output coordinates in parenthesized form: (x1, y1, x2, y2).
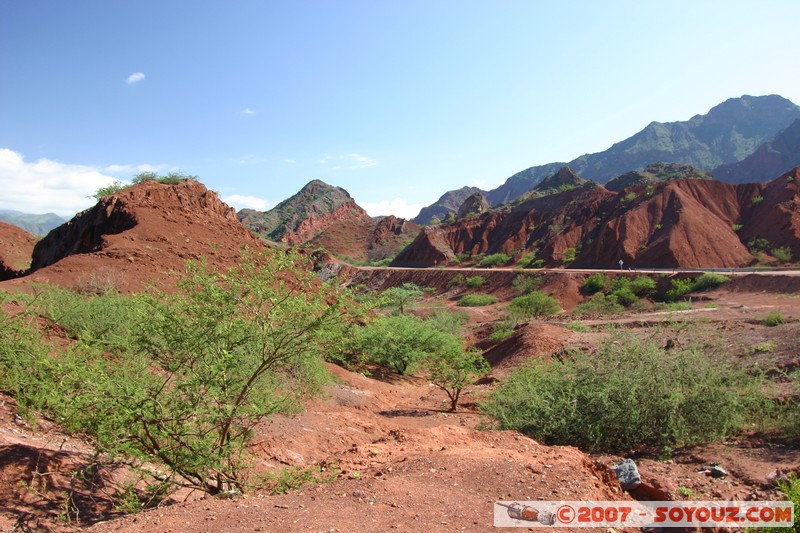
(347, 153, 377, 168)
(359, 197, 430, 220)
(221, 194, 273, 211)
(104, 163, 172, 174)
(0, 148, 121, 216)
(239, 107, 257, 115)
(125, 72, 145, 84)
(284, 159, 296, 164)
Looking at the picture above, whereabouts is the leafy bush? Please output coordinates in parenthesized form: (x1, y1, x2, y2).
(582, 273, 609, 294)
(507, 291, 560, 320)
(132, 170, 197, 185)
(458, 293, 497, 307)
(562, 247, 577, 263)
(379, 282, 425, 314)
(91, 180, 128, 200)
(481, 334, 768, 452)
(574, 293, 624, 315)
(512, 274, 541, 295)
(774, 474, 800, 533)
(609, 286, 638, 307)
(464, 275, 485, 289)
(425, 309, 468, 335)
(419, 345, 489, 411)
(748, 237, 771, 254)
(752, 194, 764, 205)
(732, 223, 743, 232)
(488, 323, 515, 343)
(479, 253, 511, 268)
(692, 272, 729, 291)
(448, 274, 465, 288)
(761, 310, 785, 327)
(516, 252, 537, 268)
(665, 278, 694, 301)
(352, 313, 443, 374)
(771, 246, 793, 263)
(565, 321, 590, 332)
(15, 250, 348, 496)
(629, 276, 657, 297)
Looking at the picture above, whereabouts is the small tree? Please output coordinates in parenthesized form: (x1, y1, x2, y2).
(352, 314, 443, 374)
(379, 282, 425, 314)
(420, 344, 489, 411)
(507, 291, 560, 320)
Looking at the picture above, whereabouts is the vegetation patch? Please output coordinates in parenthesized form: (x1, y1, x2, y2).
(464, 275, 486, 289)
(458, 293, 497, 307)
(507, 291, 560, 320)
(481, 333, 768, 453)
(479, 253, 511, 268)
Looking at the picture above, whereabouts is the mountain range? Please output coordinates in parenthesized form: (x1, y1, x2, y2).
(412, 95, 800, 224)
(0, 209, 67, 236)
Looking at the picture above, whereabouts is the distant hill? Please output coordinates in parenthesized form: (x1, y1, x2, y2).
(605, 162, 713, 192)
(239, 180, 419, 264)
(393, 167, 800, 269)
(0, 209, 67, 236)
(412, 186, 484, 225)
(411, 95, 800, 219)
(713, 118, 800, 184)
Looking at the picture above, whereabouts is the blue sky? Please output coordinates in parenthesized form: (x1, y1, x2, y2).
(1, 0, 799, 218)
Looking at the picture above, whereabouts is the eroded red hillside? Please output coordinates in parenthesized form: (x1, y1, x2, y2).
(0, 222, 37, 280)
(394, 170, 800, 269)
(2, 179, 261, 292)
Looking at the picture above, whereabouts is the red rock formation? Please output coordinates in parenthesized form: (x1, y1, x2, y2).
(13, 179, 260, 292)
(0, 222, 37, 280)
(394, 170, 800, 269)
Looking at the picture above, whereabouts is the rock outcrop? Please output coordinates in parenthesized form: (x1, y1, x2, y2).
(0, 222, 37, 280)
(393, 168, 800, 269)
(19, 179, 260, 292)
(456, 192, 490, 219)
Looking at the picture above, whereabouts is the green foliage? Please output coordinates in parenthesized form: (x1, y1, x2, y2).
(481, 334, 768, 453)
(488, 322, 515, 343)
(623, 191, 637, 202)
(132, 170, 197, 185)
(12, 249, 347, 496)
(732, 223, 744, 232)
(609, 286, 638, 307)
(448, 274, 465, 288)
(629, 276, 657, 297)
(262, 465, 340, 495)
(582, 273, 609, 294)
(654, 301, 693, 312)
(665, 278, 695, 301)
(564, 321, 590, 332)
(516, 252, 537, 269)
(425, 309, 468, 335)
(91, 180, 128, 200)
(692, 272, 729, 291)
(379, 282, 425, 314)
(771, 246, 793, 263)
(369, 257, 393, 267)
(531, 259, 545, 268)
(748, 237, 771, 254)
(419, 344, 489, 411)
(464, 275, 485, 289)
(751, 194, 764, 205)
(458, 293, 497, 307)
(479, 253, 511, 268)
(512, 274, 541, 295)
(562, 247, 577, 263)
(352, 314, 444, 374)
(507, 291, 560, 320)
(574, 293, 624, 315)
(761, 310, 785, 327)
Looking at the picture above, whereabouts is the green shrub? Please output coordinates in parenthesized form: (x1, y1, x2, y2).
(488, 323, 515, 343)
(692, 272, 729, 292)
(761, 310, 785, 327)
(516, 252, 537, 268)
(771, 246, 793, 263)
(479, 253, 511, 268)
(562, 247, 577, 263)
(752, 195, 764, 205)
(564, 321, 590, 332)
(92, 180, 128, 200)
(353, 314, 443, 374)
(732, 223, 743, 232)
(448, 274, 465, 288)
(379, 283, 425, 314)
(481, 334, 768, 453)
(508, 291, 560, 320)
(458, 293, 497, 307)
(609, 286, 638, 307)
(574, 293, 624, 315)
(665, 278, 694, 301)
(774, 474, 800, 533)
(465, 275, 485, 289)
(582, 273, 609, 294)
(512, 274, 541, 295)
(748, 237, 771, 254)
(419, 344, 489, 411)
(630, 276, 657, 297)
(425, 309, 468, 335)
(531, 259, 545, 268)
